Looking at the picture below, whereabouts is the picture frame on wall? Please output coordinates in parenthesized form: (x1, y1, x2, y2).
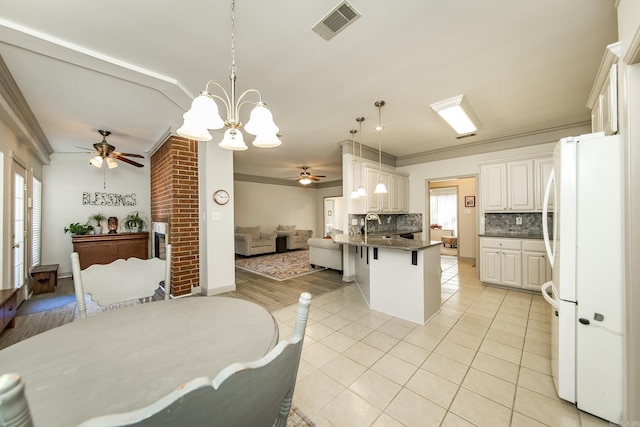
(465, 196, 475, 207)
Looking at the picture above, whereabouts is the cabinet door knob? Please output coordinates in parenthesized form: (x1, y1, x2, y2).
(578, 318, 590, 325)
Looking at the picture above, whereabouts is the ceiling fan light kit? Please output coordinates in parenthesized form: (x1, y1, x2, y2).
(177, 0, 280, 150)
(296, 166, 325, 186)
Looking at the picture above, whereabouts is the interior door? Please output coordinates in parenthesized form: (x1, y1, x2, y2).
(12, 160, 27, 292)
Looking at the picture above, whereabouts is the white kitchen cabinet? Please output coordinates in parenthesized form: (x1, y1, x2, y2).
(479, 237, 522, 288)
(364, 165, 408, 213)
(522, 240, 551, 291)
(535, 157, 554, 211)
(588, 42, 620, 136)
(481, 163, 507, 211)
(480, 237, 550, 290)
(508, 160, 534, 210)
(480, 155, 567, 213)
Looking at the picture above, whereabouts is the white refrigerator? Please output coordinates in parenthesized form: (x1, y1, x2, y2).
(540, 132, 623, 423)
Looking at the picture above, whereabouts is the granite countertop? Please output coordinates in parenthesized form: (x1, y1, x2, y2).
(478, 233, 546, 240)
(333, 234, 440, 251)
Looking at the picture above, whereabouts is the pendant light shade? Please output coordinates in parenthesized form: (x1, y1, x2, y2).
(374, 100, 388, 194)
(252, 133, 282, 148)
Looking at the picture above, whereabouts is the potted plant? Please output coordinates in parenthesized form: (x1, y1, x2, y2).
(89, 212, 107, 234)
(123, 211, 146, 232)
(64, 222, 93, 235)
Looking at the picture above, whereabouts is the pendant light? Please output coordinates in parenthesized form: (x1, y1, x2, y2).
(356, 116, 367, 197)
(349, 129, 359, 199)
(177, 0, 280, 149)
(374, 100, 388, 194)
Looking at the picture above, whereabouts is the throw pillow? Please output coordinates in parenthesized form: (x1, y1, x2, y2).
(277, 225, 296, 232)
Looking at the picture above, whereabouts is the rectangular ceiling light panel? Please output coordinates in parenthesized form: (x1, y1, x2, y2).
(312, 1, 361, 41)
(430, 95, 482, 136)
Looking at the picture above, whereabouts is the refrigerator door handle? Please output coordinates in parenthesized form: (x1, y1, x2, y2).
(542, 168, 557, 266)
(541, 281, 558, 309)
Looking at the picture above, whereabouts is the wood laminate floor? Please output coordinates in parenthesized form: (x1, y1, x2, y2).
(0, 266, 347, 350)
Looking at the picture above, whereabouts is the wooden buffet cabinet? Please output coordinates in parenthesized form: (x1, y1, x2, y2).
(72, 232, 149, 269)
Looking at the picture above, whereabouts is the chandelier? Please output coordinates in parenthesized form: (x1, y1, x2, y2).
(177, 0, 280, 150)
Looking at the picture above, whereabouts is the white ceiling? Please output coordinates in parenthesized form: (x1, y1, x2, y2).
(0, 0, 618, 183)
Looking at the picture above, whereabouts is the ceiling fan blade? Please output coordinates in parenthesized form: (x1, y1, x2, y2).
(112, 154, 144, 168)
(113, 151, 144, 158)
(310, 175, 326, 178)
(75, 146, 97, 153)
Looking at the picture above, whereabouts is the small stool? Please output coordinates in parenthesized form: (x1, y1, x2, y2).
(30, 264, 59, 295)
(441, 236, 458, 248)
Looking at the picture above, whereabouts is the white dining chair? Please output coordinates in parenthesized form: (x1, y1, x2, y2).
(77, 292, 312, 427)
(71, 245, 171, 320)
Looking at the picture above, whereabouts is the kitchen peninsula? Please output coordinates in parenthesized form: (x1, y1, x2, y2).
(334, 234, 441, 324)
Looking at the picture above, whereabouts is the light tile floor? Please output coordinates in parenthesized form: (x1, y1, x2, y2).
(272, 257, 611, 427)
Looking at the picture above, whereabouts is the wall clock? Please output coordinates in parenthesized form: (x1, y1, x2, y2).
(213, 189, 230, 205)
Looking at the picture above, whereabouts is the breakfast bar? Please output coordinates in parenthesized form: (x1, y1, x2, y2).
(334, 234, 442, 324)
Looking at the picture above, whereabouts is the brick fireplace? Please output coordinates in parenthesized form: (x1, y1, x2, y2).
(150, 135, 199, 297)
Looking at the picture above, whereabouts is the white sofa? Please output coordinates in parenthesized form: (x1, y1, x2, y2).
(307, 237, 342, 273)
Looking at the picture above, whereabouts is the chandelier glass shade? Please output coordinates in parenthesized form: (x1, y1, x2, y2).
(374, 100, 388, 194)
(177, 0, 280, 149)
(299, 176, 312, 185)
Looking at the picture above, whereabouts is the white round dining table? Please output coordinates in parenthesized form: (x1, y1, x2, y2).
(0, 296, 279, 427)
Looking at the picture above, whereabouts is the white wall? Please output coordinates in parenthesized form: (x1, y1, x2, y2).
(234, 181, 321, 236)
(42, 153, 150, 275)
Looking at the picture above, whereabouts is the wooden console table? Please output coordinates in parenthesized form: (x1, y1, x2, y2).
(1, 288, 18, 333)
(72, 232, 149, 269)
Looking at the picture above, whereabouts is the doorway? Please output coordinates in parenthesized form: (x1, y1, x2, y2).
(427, 176, 477, 260)
(12, 159, 27, 293)
(323, 196, 343, 236)
(429, 186, 459, 256)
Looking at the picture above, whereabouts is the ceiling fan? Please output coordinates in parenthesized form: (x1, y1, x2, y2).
(78, 130, 145, 168)
(296, 166, 326, 185)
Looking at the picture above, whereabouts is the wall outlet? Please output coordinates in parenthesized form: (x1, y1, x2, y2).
(516, 217, 522, 225)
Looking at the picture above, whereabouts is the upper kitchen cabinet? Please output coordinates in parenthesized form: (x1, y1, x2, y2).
(481, 159, 534, 211)
(364, 164, 409, 213)
(535, 157, 554, 211)
(588, 42, 621, 136)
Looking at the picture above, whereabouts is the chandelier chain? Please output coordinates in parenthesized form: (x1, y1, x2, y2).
(230, 0, 236, 73)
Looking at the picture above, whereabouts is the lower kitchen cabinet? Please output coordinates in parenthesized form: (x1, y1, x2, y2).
(522, 240, 552, 291)
(479, 238, 522, 287)
(480, 237, 550, 291)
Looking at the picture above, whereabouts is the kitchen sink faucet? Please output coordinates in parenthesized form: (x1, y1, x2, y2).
(364, 213, 382, 244)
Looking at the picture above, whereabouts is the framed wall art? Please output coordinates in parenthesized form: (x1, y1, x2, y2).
(465, 196, 475, 207)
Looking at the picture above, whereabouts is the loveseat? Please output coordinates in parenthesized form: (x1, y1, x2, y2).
(275, 225, 313, 251)
(308, 236, 343, 273)
(235, 226, 277, 256)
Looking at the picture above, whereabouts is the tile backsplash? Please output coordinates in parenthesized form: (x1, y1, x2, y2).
(484, 212, 553, 238)
(348, 213, 422, 235)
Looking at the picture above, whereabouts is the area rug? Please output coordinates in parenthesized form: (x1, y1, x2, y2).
(236, 250, 325, 281)
(286, 404, 316, 427)
(16, 294, 76, 316)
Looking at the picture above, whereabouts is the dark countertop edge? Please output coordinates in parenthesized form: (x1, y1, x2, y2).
(478, 234, 545, 240)
(333, 234, 440, 251)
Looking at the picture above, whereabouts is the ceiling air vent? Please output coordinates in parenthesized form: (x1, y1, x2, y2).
(312, 1, 361, 41)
